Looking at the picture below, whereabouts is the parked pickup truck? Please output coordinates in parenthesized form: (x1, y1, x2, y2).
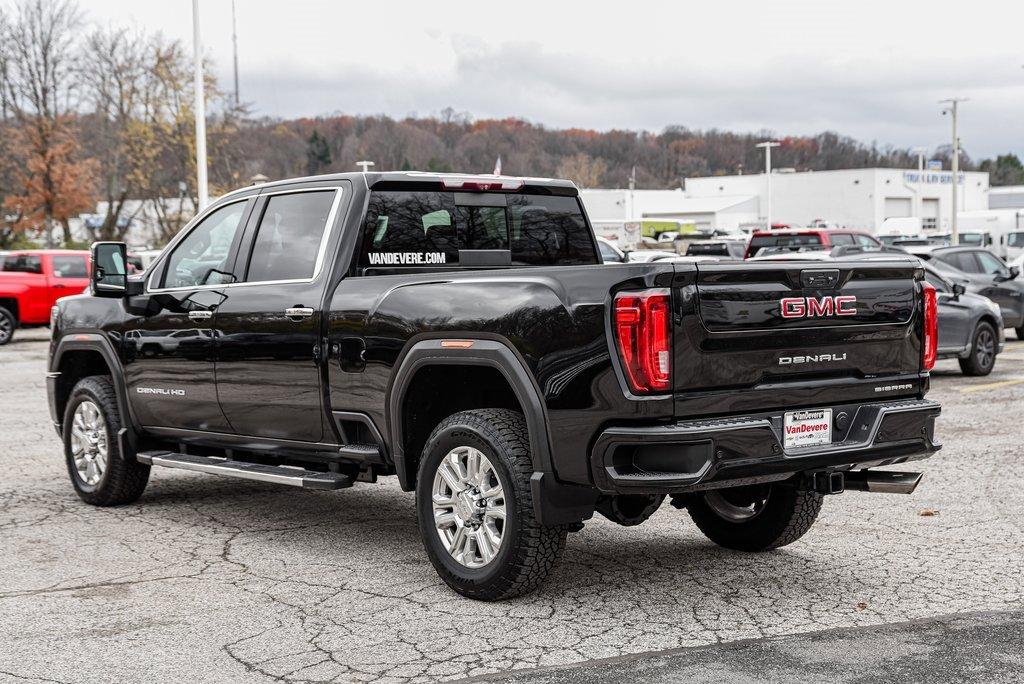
(47, 172, 941, 601)
(0, 250, 90, 345)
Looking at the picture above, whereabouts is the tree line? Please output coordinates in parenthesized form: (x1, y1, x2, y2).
(2, 0, 1021, 250)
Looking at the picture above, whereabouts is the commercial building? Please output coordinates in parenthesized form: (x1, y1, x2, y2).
(989, 185, 1024, 210)
(580, 168, 990, 236)
(684, 168, 989, 233)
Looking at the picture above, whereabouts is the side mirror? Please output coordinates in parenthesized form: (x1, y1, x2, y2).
(952, 282, 967, 297)
(90, 242, 129, 297)
(1010, 266, 1020, 280)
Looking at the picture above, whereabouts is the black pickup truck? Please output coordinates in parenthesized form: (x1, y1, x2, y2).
(47, 172, 941, 600)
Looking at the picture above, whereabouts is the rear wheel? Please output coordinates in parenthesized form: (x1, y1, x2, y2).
(0, 306, 15, 345)
(686, 483, 822, 552)
(959, 322, 997, 376)
(1016, 327, 1024, 341)
(416, 409, 567, 601)
(63, 376, 150, 506)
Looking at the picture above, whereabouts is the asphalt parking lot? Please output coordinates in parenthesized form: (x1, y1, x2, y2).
(2, 328, 1023, 683)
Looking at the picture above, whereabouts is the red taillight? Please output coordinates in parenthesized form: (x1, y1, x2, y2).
(614, 289, 671, 393)
(922, 282, 938, 371)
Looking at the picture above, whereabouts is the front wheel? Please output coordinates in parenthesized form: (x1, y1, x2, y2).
(686, 483, 822, 552)
(1015, 327, 1024, 341)
(416, 409, 567, 601)
(959, 322, 997, 376)
(63, 376, 150, 506)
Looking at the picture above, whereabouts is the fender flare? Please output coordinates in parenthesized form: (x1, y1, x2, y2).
(386, 337, 553, 490)
(51, 333, 139, 440)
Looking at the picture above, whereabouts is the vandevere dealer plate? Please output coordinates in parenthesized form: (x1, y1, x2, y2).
(784, 409, 833, 449)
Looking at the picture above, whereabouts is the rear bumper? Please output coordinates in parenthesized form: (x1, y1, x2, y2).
(591, 398, 941, 494)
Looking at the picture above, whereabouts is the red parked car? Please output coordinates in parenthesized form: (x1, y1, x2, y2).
(0, 250, 90, 345)
(744, 229, 880, 258)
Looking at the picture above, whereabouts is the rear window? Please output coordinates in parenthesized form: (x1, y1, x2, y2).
(2, 254, 42, 274)
(747, 234, 823, 257)
(358, 191, 597, 270)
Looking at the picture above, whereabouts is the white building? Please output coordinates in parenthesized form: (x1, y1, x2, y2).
(579, 188, 759, 232)
(683, 168, 989, 233)
(989, 185, 1024, 210)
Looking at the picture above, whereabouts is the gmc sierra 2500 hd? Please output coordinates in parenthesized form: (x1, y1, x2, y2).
(47, 172, 941, 601)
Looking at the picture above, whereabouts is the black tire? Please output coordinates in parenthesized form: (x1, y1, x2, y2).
(959, 322, 997, 376)
(0, 306, 15, 345)
(687, 484, 822, 552)
(416, 409, 567, 601)
(1016, 327, 1024, 341)
(63, 375, 150, 506)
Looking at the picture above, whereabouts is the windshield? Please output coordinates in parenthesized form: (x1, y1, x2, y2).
(1007, 232, 1024, 248)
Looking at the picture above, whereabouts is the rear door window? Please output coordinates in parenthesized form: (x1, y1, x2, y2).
(830, 233, 855, 246)
(940, 252, 980, 273)
(358, 191, 597, 270)
(244, 190, 337, 282)
(51, 255, 88, 278)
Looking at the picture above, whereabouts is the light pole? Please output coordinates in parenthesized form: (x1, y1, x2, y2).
(756, 141, 781, 229)
(940, 98, 967, 244)
(356, 160, 375, 173)
(192, 0, 209, 210)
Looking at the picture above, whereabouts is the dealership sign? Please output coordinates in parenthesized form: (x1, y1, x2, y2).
(904, 171, 965, 185)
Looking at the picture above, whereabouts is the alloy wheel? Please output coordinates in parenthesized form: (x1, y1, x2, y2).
(976, 328, 995, 370)
(70, 400, 109, 486)
(432, 446, 506, 568)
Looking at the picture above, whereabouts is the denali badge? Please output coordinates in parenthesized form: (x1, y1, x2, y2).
(779, 353, 848, 365)
(781, 295, 857, 319)
(136, 387, 186, 397)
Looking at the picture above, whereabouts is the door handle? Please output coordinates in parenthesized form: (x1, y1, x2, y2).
(285, 307, 315, 320)
(188, 310, 214, 321)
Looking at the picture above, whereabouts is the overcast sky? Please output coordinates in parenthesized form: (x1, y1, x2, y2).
(55, 1, 1024, 160)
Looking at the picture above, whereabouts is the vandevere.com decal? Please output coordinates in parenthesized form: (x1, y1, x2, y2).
(368, 252, 447, 265)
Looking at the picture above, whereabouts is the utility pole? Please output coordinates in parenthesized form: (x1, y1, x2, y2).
(192, 0, 209, 210)
(627, 166, 636, 219)
(756, 141, 781, 229)
(356, 160, 375, 173)
(940, 98, 967, 244)
(231, 0, 240, 109)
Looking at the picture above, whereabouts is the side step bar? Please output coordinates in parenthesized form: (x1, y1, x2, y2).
(843, 470, 923, 495)
(137, 451, 353, 490)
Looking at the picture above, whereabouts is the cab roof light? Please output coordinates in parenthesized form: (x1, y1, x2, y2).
(440, 176, 524, 192)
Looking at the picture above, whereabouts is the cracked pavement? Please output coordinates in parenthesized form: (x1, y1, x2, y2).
(1, 328, 1023, 683)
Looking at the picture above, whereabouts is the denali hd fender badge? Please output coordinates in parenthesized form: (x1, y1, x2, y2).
(136, 387, 186, 397)
(781, 295, 857, 318)
(779, 352, 848, 365)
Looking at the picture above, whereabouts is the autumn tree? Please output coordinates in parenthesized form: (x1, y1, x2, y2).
(0, 0, 94, 246)
(556, 153, 608, 188)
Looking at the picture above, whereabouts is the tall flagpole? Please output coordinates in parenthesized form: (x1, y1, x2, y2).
(192, 0, 209, 210)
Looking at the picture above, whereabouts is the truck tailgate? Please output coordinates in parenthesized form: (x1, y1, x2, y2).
(672, 259, 926, 417)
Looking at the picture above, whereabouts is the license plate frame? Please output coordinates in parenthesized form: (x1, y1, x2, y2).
(783, 408, 833, 449)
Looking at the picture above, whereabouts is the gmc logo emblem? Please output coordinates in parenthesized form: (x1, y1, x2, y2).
(781, 296, 857, 318)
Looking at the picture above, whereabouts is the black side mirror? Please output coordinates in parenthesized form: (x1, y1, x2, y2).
(1009, 266, 1020, 281)
(90, 242, 129, 297)
(952, 282, 967, 297)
